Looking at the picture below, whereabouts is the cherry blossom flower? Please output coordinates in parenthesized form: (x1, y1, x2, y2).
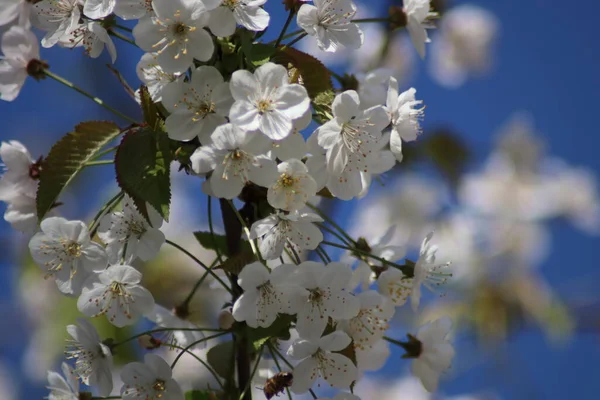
(377, 267, 413, 306)
(316, 90, 389, 176)
(232, 262, 302, 328)
(190, 123, 277, 199)
(385, 77, 424, 161)
(83, 0, 115, 19)
(293, 261, 359, 338)
(411, 232, 452, 311)
(4, 194, 39, 233)
(65, 318, 113, 397)
(60, 21, 117, 63)
(297, 0, 363, 52)
(0, 0, 33, 28)
(287, 330, 358, 393)
(29, 217, 108, 295)
(267, 159, 317, 212)
(339, 290, 394, 350)
(98, 195, 165, 264)
(249, 210, 323, 260)
(0, 26, 45, 102)
(34, 0, 81, 48)
(77, 265, 155, 327)
(229, 62, 310, 140)
(46, 362, 79, 400)
(147, 304, 207, 349)
(207, 0, 270, 37)
(121, 354, 184, 400)
(407, 317, 455, 392)
(114, 0, 155, 20)
(270, 110, 311, 161)
(162, 65, 233, 142)
(133, 0, 214, 73)
(403, 0, 437, 58)
(0, 140, 38, 201)
(136, 52, 182, 102)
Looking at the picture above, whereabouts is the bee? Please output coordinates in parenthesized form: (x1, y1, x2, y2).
(263, 372, 293, 399)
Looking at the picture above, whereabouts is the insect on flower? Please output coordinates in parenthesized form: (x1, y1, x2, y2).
(263, 372, 293, 399)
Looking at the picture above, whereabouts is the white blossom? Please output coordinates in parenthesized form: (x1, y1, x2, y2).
(287, 330, 358, 393)
(136, 52, 182, 102)
(114, 0, 154, 20)
(0, 26, 41, 101)
(404, 0, 436, 59)
(77, 265, 155, 327)
(98, 195, 165, 264)
(65, 318, 113, 397)
(249, 210, 323, 260)
(60, 21, 117, 63)
(411, 232, 452, 311)
(267, 159, 317, 212)
(316, 90, 389, 176)
(46, 362, 79, 400)
(146, 304, 207, 349)
(297, 0, 363, 52)
(385, 77, 424, 162)
(4, 193, 39, 233)
(34, 0, 81, 48)
(29, 217, 108, 295)
(340, 290, 394, 350)
(271, 110, 311, 161)
(190, 123, 277, 199)
(410, 317, 455, 392)
(162, 65, 233, 142)
(232, 262, 302, 328)
(377, 267, 413, 306)
(132, 0, 214, 73)
(292, 261, 359, 338)
(0, 140, 38, 202)
(121, 354, 184, 400)
(0, 0, 33, 28)
(207, 0, 270, 37)
(229, 62, 310, 140)
(83, 0, 115, 19)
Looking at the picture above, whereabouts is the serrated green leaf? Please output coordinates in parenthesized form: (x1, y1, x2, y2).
(115, 127, 172, 222)
(272, 47, 333, 99)
(206, 341, 234, 379)
(37, 121, 121, 220)
(193, 231, 229, 256)
(139, 85, 163, 132)
(185, 390, 214, 400)
(240, 31, 276, 67)
(219, 248, 256, 274)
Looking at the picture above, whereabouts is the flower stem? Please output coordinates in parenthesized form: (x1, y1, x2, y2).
(43, 70, 138, 124)
(266, 29, 303, 45)
(239, 345, 265, 400)
(284, 32, 307, 49)
(170, 331, 230, 368)
(88, 191, 124, 236)
(108, 29, 138, 47)
(307, 203, 356, 245)
(113, 24, 132, 33)
(275, 10, 296, 48)
(208, 196, 225, 266)
(352, 17, 390, 23)
(84, 160, 113, 166)
(88, 145, 118, 162)
(226, 200, 261, 261)
(166, 343, 225, 390)
(165, 239, 233, 294)
(112, 327, 226, 348)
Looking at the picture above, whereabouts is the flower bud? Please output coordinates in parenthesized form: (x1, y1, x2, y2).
(138, 334, 162, 350)
(219, 308, 235, 330)
(389, 6, 408, 30)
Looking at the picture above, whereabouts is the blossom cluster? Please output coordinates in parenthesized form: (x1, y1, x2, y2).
(0, 0, 469, 399)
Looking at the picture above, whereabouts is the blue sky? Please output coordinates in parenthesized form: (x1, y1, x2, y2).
(1, 0, 599, 398)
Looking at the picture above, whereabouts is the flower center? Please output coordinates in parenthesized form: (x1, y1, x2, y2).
(128, 220, 147, 238)
(152, 379, 166, 393)
(222, 0, 239, 10)
(26, 59, 49, 81)
(109, 281, 128, 296)
(257, 99, 273, 114)
(65, 241, 81, 258)
(308, 288, 324, 303)
(173, 22, 187, 37)
(278, 173, 296, 188)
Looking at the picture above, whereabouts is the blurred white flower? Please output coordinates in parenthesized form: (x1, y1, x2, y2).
(0, 140, 38, 202)
(411, 232, 452, 311)
(207, 0, 270, 37)
(0, 0, 33, 28)
(0, 26, 42, 101)
(404, 0, 437, 58)
(114, 0, 155, 20)
(429, 5, 498, 88)
(47, 362, 79, 400)
(147, 304, 207, 349)
(121, 354, 184, 400)
(83, 0, 115, 19)
(340, 290, 394, 349)
(34, 0, 80, 48)
(287, 330, 358, 393)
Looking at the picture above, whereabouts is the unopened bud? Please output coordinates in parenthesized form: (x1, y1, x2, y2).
(26, 59, 49, 81)
(389, 6, 408, 30)
(218, 308, 235, 330)
(138, 334, 162, 350)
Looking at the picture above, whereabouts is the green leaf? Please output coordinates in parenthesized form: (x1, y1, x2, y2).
(36, 121, 121, 220)
(248, 314, 294, 351)
(185, 390, 215, 400)
(139, 85, 163, 131)
(206, 341, 234, 379)
(193, 231, 229, 256)
(272, 47, 334, 99)
(240, 31, 276, 67)
(115, 127, 172, 222)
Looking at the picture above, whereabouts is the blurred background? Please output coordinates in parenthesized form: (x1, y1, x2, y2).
(1, 0, 600, 399)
